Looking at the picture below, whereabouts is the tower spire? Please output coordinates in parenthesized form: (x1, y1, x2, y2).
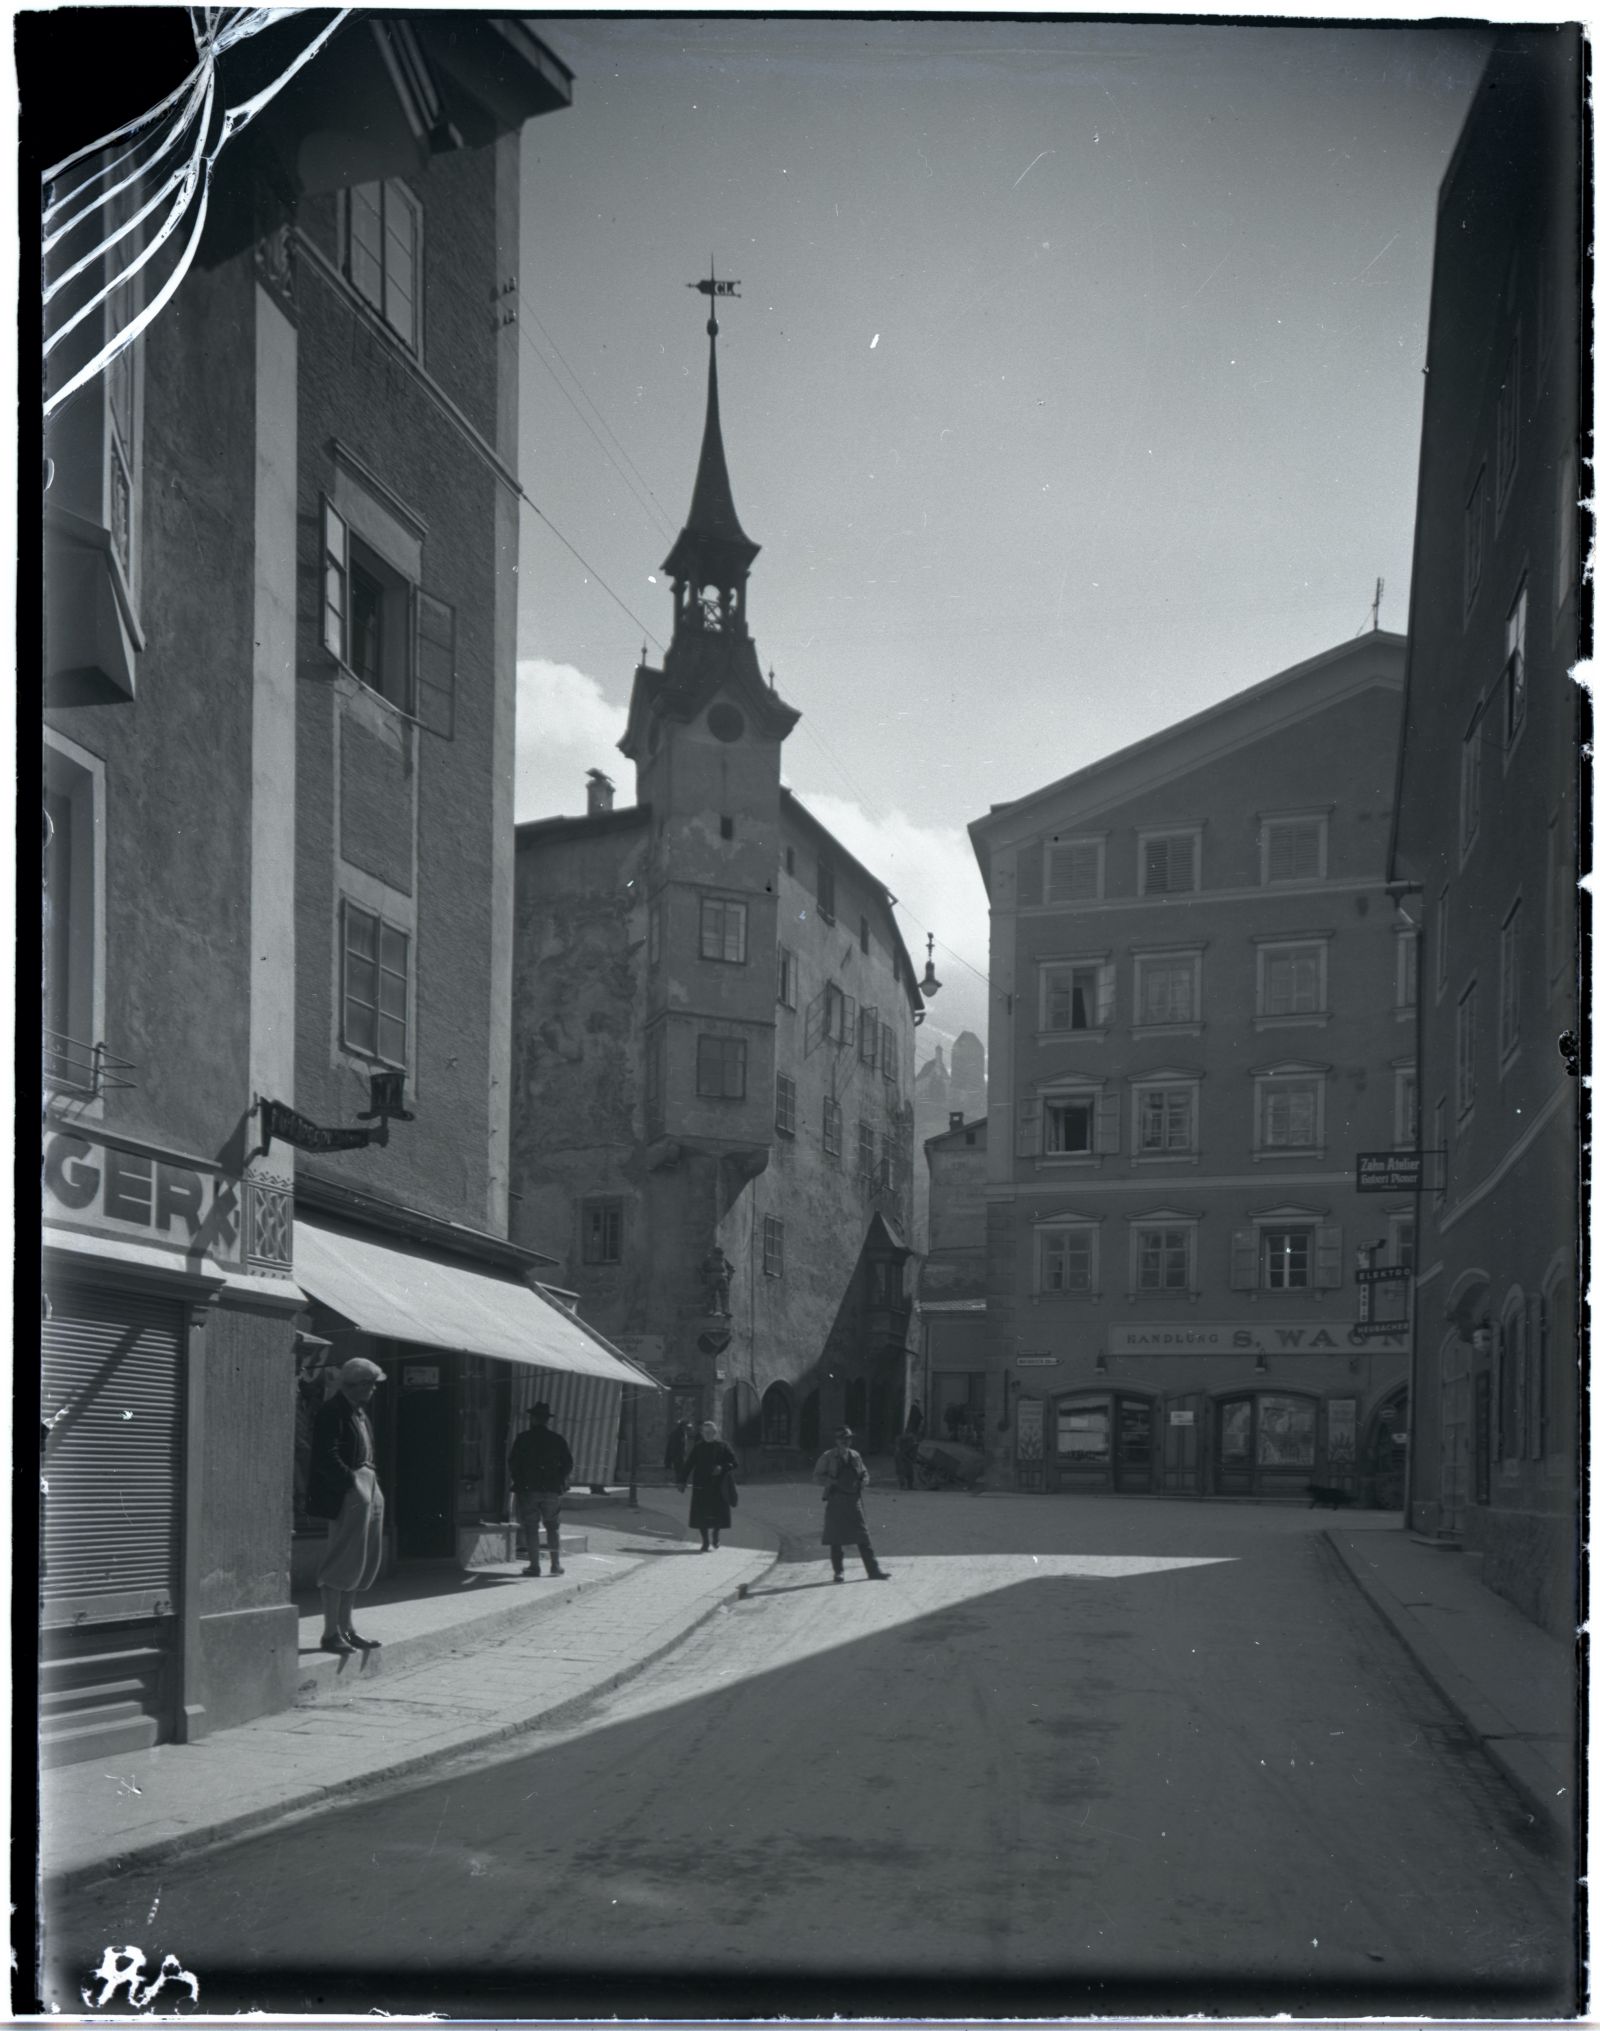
(663, 267, 759, 637)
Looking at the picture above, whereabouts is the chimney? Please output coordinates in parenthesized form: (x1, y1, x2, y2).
(586, 769, 615, 816)
(948, 1110, 964, 1131)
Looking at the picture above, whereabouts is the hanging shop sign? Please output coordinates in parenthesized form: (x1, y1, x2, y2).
(1108, 1320, 1407, 1356)
(1352, 1264, 1411, 1340)
(1357, 1151, 1444, 1192)
(259, 1073, 414, 1158)
(42, 1128, 244, 1270)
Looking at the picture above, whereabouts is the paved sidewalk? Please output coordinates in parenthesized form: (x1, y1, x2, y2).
(41, 1510, 778, 1890)
(1325, 1522, 1578, 1832)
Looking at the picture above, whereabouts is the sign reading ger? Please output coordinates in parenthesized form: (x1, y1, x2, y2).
(43, 1130, 243, 1268)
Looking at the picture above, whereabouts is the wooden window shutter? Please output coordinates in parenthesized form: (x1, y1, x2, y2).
(841, 994, 857, 1049)
(803, 988, 827, 1057)
(1016, 842, 1044, 908)
(1096, 963, 1116, 1026)
(1095, 1089, 1120, 1153)
(416, 591, 456, 738)
(1231, 1231, 1259, 1290)
(1314, 1224, 1343, 1289)
(1016, 1096, 1042, 1158)
(321, 498, 348, 661)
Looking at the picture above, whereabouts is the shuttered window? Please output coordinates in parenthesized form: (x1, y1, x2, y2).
(42, 1286, 185, 1621)
(1141, 832, 1198, 895)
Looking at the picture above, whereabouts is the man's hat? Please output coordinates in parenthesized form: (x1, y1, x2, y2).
(835, 1425, 854, 1439)
(338, 1357, 386, 1386)
(528, 1401, 552, 1420)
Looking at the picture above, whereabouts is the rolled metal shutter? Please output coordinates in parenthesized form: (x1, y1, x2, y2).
(41, 1285, 185, 1622)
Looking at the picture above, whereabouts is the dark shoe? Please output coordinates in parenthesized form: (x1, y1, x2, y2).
(549, 1563, 564, 1576)
(868, 1571, 891, 1581)
(319, 1635, 354, 1655)
(345, 1631, 383, 1649)
(832, 1571, 844, 1583)
(523, 1564, 542, 1577)
(697, 1544, 709, 1554)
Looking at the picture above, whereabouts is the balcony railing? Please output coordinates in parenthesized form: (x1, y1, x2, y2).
(43, 1031, 137, 1099)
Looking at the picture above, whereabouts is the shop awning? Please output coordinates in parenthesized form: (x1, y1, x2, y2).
(294, 1219, 660, 1388)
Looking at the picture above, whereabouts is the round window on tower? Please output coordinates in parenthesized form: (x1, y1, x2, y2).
(707, 703, 745, 744)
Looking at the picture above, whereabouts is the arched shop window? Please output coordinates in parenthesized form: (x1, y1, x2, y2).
(761, 1383, 792, 1448)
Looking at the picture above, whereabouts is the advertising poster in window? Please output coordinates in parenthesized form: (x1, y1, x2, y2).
(1257, 1394, 1316, 1466)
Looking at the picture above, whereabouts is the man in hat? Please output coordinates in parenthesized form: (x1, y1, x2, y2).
(306, 1356, 388, 1653)
(508, 1401, 573, 1577)
(813, 1425, 890, 1582)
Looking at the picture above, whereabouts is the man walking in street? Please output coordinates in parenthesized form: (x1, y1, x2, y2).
(508, 1401, 573, 1577)
(814, 1425, 891, 1582)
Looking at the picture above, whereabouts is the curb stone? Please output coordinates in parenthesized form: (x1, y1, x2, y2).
(46, 1541, 784, 1896)
(1321, 1527, 1570, 1835)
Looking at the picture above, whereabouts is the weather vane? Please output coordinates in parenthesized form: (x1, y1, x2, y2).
(689, 260, 740, 336)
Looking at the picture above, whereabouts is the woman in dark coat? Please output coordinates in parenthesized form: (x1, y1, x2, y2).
(678, 1419, 738, 1551)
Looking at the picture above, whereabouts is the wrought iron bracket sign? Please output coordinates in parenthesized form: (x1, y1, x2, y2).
(258, 1072, 414, 1157)
(1357, 1150, 1444, 1192)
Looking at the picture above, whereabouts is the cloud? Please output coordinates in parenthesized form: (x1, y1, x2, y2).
(515, 658, 629, 822)
(791, 789, 991, 1049)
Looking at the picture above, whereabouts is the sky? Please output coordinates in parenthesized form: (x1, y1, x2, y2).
(509, 17, 1495, 1056)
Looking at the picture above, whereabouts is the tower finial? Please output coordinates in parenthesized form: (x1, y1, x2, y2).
(689, 262, 741, 341)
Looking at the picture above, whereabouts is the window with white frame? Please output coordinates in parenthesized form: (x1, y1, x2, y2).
(1498, 902, 1521, 1062)
(1140, 830, 1199, 896)
(1504, 582, 1528, 749)
(1038, 1222, 1097, 1295)
(1494, 326, 1521, 524)
(1261, 1226, 1314, 1290)
(322, 499, 455, 732)
(1045, 1091, 1097, 1155)
(697, 1033, 747, 1099)
(1459, 713, 1484, 860)
(580, 1198, 624, 1266)
(1394, 1065, 1419, 1148)
(1045, 838, 1104, 903)
(1041, 959, 1114, 1033)
(1133, 1222, 1193, 1294)
(1396, 930, 1418, 1012)
(1463, 465, 1487, 617)
(1261, 816, 1326, 885)
(822, 982, 852, 1046)
(1455, 983, 1478, 1121)
(1134, 1080, 1197, 1155)
(775, 1072, 796, 1138)
(43, 736, 105, 1093)
(700, 896, 747, 964)
(1258, 940, 1328, 1020)
(342, 901, 410, 1067)
(1134, 951, 1200, 1027)
(763, 1215, 784, 1278)
(344, 180, 422, 353)
(1254, 1070, 1324, 1153)
(777, 944, 798, 1008)
(1230, 1214, 1342, 1291)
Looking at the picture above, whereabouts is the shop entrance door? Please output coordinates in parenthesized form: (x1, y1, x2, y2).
(1162, 1394, 1204, 1494)
(1112, 1396, 1153, 1492)
(395, 1357, 456, 1559)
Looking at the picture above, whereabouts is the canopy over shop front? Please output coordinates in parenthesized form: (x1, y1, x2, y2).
(294, 1219, 660, 1389)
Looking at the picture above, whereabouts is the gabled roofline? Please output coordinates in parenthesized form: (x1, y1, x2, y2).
(924, 1114, 988, 1153)
(781, 787, 923, 1013)
(969, 630, 1407, 889)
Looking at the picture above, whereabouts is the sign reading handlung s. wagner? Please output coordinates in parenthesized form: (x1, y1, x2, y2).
(42, 1127, 244, 1270)
(1108, 1319, 1407, 1356)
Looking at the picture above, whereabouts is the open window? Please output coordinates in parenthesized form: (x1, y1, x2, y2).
(321, 496, 455, 735)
